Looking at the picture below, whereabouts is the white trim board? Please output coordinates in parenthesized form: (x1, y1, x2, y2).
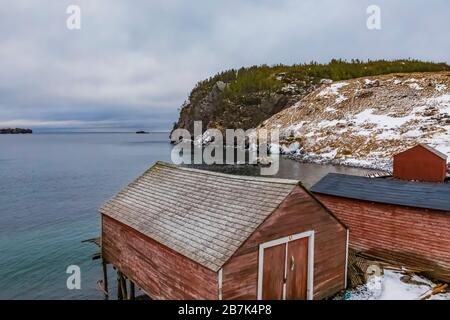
(257, 230, 315, 300)
(218, 268, 223, 300)
(344, 229, 349, 289)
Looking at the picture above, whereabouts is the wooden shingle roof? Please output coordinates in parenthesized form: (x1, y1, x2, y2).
(100, 161, 298, 271)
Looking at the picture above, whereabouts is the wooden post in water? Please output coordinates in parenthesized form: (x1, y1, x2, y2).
(117, 271, 123, 300)
(129, 281, 135, 300)
(102, 260, 109, 299)
(120, 275, 128, 299)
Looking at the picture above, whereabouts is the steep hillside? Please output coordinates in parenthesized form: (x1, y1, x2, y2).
(259, 72, 450, 170)
(172, 60, 449, 136)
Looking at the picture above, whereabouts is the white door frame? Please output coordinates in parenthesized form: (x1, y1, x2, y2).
(257, 230, 314, 300)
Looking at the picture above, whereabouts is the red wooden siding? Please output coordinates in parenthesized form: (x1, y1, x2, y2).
(221, 186, 347, 300)
(102, 215, 218, 300)
(393, 145, 447, 182)
(316, 194, 450, 282)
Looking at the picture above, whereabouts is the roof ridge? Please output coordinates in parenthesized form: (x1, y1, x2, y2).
(417, 143, 447, 160)
(154, 161, 300, 185)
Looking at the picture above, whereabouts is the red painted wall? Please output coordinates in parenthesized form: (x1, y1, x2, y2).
(222, 186, 348, 300)
(316, 194, 450, 282)
(394, 145, 447, 182)
(102, 215, 218, 300)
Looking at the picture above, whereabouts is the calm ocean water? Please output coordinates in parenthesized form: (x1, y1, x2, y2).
(0, 133, 172, 299)
(0, 133, 373, 299)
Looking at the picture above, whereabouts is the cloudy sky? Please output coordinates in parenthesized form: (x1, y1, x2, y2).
(0, 0, 449, 132)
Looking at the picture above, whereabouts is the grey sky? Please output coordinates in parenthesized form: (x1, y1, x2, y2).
(0, 0, 449, 131)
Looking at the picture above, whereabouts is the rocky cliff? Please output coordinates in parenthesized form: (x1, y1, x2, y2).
(171, 60, 449, 138)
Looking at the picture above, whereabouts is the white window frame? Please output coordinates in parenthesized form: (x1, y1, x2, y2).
(257, 230, 315, 300)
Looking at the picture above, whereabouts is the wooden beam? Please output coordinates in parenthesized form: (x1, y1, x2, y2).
(102, 260, 109, 299)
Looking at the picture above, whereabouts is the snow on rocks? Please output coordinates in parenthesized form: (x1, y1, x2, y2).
(259, 72, 450, 171)
(336, 270, 449, 300)
(363, 78, 380, 88)
(408, 82, 423, 90)
(320, 78, 333, 84)
(317, 82, 349, 104)
(436, 84, 447, 92)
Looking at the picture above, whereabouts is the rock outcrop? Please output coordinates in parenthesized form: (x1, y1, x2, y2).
(172, 79, 308, 136)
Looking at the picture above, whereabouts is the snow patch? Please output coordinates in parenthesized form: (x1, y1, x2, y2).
(408, 82, 423, 90)
(318, 82, 349, 104)
(354, 108, 416, 129)
(339, 270, 449, 300)
(436, 84, 447, 92)
(364, 79, 377, 85)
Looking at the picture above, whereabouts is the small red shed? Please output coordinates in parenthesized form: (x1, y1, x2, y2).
(393, 144, 447, 182)
(100, 162, 348, 300)
(311, 173, 450, 282)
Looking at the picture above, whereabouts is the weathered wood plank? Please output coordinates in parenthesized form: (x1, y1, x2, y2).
(317, 194, 450, 282)
(102, 215, 218, 300)
(222, 186, 347, 300)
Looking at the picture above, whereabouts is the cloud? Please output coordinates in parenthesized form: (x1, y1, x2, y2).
(0, 0, 449, 131)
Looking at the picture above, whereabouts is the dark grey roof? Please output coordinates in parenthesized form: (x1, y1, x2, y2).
(100, 161, 298, 271)
(311, 173, 450, 212)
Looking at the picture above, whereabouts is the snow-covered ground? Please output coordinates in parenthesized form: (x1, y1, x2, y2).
(260, 72, 450, 170)
(335, 270, 450, 300)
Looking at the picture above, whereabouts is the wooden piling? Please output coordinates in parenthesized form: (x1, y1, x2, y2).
(129, 281, 135, 300)
(102, 260, 109, 299)
(117, 271, 123, 300)
(120, 274, 128, 299)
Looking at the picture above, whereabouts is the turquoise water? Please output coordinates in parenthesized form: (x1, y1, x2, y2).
(0, 133, 172, 299)
(0, 133, 374, 299)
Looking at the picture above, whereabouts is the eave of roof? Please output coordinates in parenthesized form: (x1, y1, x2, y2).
(418, 144, 448, 160)
(395, 144, 447, 160)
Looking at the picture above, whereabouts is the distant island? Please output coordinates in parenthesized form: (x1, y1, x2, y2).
(0, 128, 33, 134)
(136, 130, 149, 134)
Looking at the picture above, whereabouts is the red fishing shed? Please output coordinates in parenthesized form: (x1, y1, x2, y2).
(311, 145, 450, 282)
(100, 162, 348, 300)
(393, 144, 447, 182)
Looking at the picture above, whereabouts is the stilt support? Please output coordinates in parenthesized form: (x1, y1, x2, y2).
(129, 281, 135, 300)
(102, 259, 109, 299)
